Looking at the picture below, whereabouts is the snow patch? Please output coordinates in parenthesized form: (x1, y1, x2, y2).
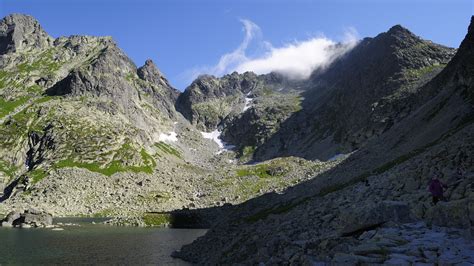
(243, 91, 253, 112)
(328, 151, 356, 162)
(201, 129, 235, 154)
(328, 153, 346, 161)
(159, 131, 178, 142)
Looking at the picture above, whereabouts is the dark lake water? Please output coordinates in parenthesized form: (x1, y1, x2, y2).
(0, 218, 206, 265)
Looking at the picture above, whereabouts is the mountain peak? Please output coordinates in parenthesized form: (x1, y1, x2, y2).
(387, 24, 410, 35)
(137, 59, 164, 82)
(466, 16, 474, 44)
(0, 13, 52, 55)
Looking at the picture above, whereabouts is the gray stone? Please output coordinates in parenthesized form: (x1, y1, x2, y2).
(341, 201, 413, 236)
(425, 198, 472, 229)
(0, 14, 53, 54)
(1, 209, 52, 228)
(1, 221, 12, 227)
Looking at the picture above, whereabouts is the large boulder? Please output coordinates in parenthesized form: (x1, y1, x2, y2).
(1, 211, 21, 227)
(340, 201, 413, 236)
(425, 197, 474, 230)
(1, 209, 53, 228)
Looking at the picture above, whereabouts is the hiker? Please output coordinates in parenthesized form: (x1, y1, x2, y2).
(428, 174, 448, 205)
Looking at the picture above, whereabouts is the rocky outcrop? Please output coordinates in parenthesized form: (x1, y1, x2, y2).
(137, 59, 181, 118)
(340, 201, 413, 236)
(138, 59, 180, 100)
(0, 14, 53, 55)
(176, 72, 257, 130)
(46, 42, 136, 98)
(425, 198, 474, 229)
(1, 209, 53, 228)
(221, 90, 302, 158)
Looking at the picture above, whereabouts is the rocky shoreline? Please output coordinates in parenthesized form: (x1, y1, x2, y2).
(1, 209, 53, 228)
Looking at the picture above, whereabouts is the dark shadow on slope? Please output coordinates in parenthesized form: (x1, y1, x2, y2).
(0, 177, 20, 203)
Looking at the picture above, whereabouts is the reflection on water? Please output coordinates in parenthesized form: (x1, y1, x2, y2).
(0, 218, 206, 265)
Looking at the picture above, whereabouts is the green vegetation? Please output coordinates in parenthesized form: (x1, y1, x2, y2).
(0, 105, 47, 150)
(155, 142, 182, 158)
(29, 169, 49, 184)
(17, 48, 61, 74)
(192, 95, 239, 126)
(125, 72, 135, 81)
(405, 64, 446, 79)
(55, 143, 156, 176)
(291, 95, 303, 112)
(261, 87, 274, 96)
(239, 146, 255, 161)
(35, 95, 55, 104)
(143, 213, 173, 227)
(205, 159, 302, 202)
(236, 162, 289, 179)
(0, 70, 9, 89)
(236, 164, 272, 178)
(92, 208, 115, 218)
(0, 97, 29, 119)
(0, 160, 17, 181)
(140, 148, 157, 168)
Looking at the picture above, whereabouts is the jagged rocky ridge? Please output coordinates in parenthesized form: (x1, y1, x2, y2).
(174, 17, 474, 264)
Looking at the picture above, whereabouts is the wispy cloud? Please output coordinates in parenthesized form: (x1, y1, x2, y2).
(182, 19, 358, 84)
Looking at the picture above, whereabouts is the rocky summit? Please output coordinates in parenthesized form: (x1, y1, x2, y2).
(0, 12, 473, 265)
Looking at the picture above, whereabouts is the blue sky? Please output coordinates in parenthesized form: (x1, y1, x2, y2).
(1, 0, 472, 90)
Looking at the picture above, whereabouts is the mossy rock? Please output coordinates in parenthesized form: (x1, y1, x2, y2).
(143, 213, 173, 227)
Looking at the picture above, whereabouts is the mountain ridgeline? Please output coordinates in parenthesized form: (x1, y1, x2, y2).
(0, 13, 473, 264)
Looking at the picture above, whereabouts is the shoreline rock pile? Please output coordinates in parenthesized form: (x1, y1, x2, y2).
(1, 209, 53, 228)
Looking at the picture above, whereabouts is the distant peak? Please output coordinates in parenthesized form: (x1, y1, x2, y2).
(0, 13, 52, 54)
(2, 13, 38, 25)
(144, 59, 156, 67)
(137, 59, 164, 83)
(387, 24, 411, 35)
(468, 16, 474, 36)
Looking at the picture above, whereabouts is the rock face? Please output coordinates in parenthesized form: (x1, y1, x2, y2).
(176, 71, 302, 130)
(254, 24, 455, 161)
(1, 209, 52, 228)
(425, 198, 474, 229)
(137, 59, 181, 116)
(340, 201, 413, 236)
(176, 72, 259, 130)
(0, 14, 53, 55)
(176, 71, 305, 158)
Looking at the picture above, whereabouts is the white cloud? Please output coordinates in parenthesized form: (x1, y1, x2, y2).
(184, 19, 359, 82)
(206, 19, 259, 77)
